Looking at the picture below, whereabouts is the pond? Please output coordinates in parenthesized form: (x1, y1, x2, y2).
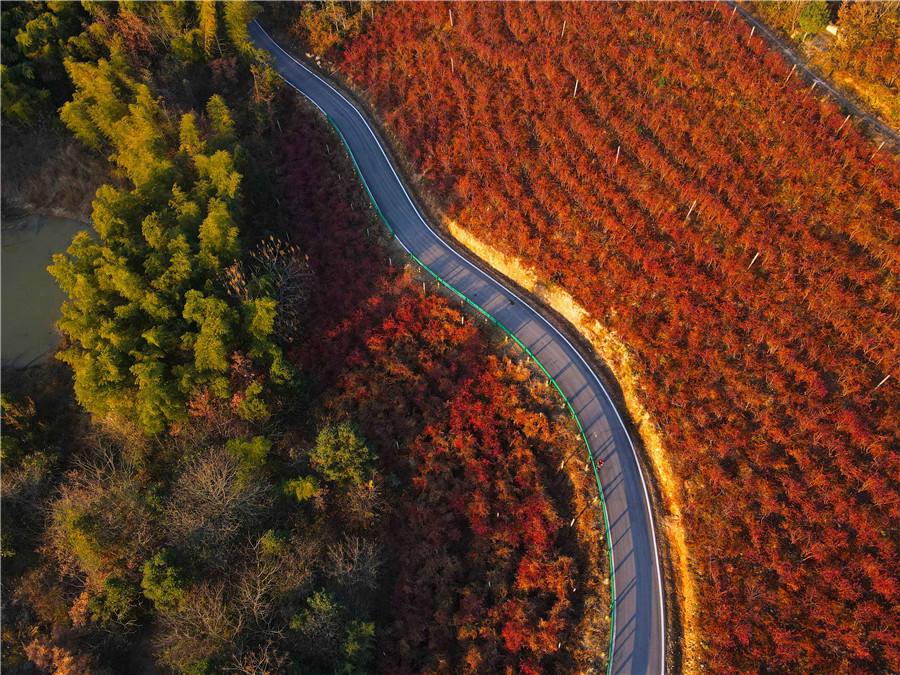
(2, 214, 86, 367)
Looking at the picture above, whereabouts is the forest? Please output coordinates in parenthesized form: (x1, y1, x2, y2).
(748, 0, 898, 127)
(278, 109, 610, 673)
(2, 1, 609, 672)
(317, 2, 899, 672)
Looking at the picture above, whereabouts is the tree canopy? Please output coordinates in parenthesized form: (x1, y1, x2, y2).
(0, 1, 89, 124)
(50, 49, 289, 434)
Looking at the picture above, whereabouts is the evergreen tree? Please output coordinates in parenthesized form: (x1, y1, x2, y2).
(0, 1, 88, 123)
(50, 59, 291, 434)
(198, 0, 219, 58)
(222, 1, 259, 56)
(311, 423, 375, 486)
(141, 550, 187, 612)
(798, 1, 830, 35)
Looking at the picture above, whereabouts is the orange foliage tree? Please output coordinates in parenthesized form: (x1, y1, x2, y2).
(333, 2, 900, 672)
(277, 106, 609, 673)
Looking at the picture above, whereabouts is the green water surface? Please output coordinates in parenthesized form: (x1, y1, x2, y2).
(2, 214, 86, 367)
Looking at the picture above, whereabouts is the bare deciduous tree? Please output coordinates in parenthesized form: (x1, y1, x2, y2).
(225, 640, 289, 674)
(340, 480, 383, 529)
(155, 531, 319, 671)
(155, 581, 242, 670)
(46, 441, 155, 582)
(164, 447, 271, 565)
(235, 533, 317, 630)
(224, 236, 314, 343)
(326, 535, 380, 592)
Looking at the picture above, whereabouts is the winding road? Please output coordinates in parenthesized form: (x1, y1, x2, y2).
(251, 21, 666, 675)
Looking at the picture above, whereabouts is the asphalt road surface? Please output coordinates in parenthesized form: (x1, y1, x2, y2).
(251, 21, 666, 675)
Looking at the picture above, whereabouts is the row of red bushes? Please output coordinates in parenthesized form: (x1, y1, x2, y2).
(336, 3, 899, 671)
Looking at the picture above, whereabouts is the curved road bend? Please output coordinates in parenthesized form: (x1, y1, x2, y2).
(251, 21, 666, 675)
(729, 1, 900, 148)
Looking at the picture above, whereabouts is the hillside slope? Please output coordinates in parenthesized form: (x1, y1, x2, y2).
(334, 2, 899, 671)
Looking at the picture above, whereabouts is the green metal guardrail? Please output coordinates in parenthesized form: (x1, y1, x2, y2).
(327, 115, 617, 674)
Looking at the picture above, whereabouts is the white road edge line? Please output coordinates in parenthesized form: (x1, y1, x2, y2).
(255, 22, 666, 674)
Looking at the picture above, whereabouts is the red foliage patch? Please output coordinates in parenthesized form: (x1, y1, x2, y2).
(337, 3, 900, 672)
(277, 107, 604, 672)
